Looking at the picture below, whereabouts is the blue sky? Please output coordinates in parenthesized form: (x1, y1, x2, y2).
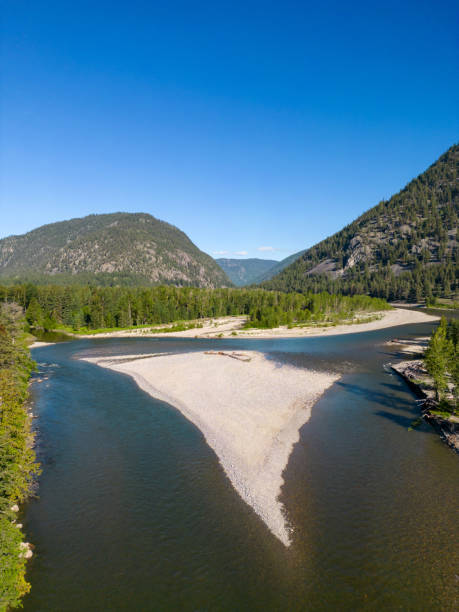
(1, 1, 458, 260)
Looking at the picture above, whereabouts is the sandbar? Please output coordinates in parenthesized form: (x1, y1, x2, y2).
(83, 351, 339, 545)
(79, 308, 438, 340)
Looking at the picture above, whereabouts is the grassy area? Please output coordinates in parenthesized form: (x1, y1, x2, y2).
(408, 417, 423, 430)
(51, 321, 204, 335)
(298, 313, 383, 328)
(429, 410, 457, 419)
(246, 312, 384, 330)
(146, 322, 203, 334)
(426, 298, 459, 310)
(52, 323, 154, 335)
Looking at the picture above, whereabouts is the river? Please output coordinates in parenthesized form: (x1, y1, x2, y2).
(23, 320, 459, 611)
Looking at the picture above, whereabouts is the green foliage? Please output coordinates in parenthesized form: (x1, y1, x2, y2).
(261, 144, 459, 300)
(445, 320, 459, 411)
(25, 298, 44, 328)
(0, 284, 390, 333)
(0, 304, 39, 610)
(424, 318, 458, 411)
(408, 417, 423, 430)
(426, 298, 459, 310)
(243, 293, 389, 329)
(0, 517, 30, 610)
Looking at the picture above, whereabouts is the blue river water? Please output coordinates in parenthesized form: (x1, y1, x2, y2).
(23, 320, 459, 611)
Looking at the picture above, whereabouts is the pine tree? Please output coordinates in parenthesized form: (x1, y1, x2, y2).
(425, 318, 454, 402)
(25, 298, 44, 328)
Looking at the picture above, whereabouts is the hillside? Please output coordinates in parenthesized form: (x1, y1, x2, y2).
(0, 213, 231, 288)
(215, 258, 277, 286)
(263, 144, 458, 301)
(252, 250, 306, 283)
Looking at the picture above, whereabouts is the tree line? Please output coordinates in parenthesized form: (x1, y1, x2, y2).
(263, 260, 458, 302)
(0, 284, 390, 332)
(424, 318, 459, 411)
(0, 304, 39, 610)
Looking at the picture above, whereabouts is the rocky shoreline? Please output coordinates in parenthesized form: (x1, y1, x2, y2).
(391, 356, 459, 454)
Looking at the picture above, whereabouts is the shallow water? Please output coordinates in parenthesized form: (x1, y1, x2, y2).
(24, 322, 459, 611)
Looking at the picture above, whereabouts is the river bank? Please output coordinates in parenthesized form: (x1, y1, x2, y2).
(0, 305, 39, 611)
(388, 333, 459, 454)
(29, 341, 56, 349)
(24, 320, 459, 610)
(83, 350, 339, 545)
(65, 308, 438, 340)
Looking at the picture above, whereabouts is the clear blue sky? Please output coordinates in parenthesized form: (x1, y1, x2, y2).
(1, 1, 458, 260)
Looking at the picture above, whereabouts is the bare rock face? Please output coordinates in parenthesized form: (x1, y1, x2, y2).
(344, 237, 371, 270)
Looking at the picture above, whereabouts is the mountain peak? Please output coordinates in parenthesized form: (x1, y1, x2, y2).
(263, 144, 458, 300)
(0, 212, 231, 287)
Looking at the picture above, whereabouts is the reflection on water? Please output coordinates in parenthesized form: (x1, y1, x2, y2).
(421, 306, 459, 321)
(31, 328, 74, 343)
(23, 321, 459, 611)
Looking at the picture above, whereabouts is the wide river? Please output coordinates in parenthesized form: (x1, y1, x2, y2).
(24, 319, 458, 611)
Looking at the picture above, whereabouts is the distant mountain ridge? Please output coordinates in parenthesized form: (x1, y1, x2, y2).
(215, 258, 277, 286)
(0, 212, 231, 287)
(262, 144, 458, 300)
(252, 250, 306, 284)
(216, 252, 306, 286)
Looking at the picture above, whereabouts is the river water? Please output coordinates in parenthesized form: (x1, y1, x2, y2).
(24, 321, 459, 611)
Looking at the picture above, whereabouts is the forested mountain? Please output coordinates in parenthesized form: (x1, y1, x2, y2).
(0, 213, 231, 288)
(262, 144, 459, 301)
(215, 258, 277, 286)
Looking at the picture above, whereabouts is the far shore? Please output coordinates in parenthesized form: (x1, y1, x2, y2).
(29, 341, 55, 349)
(70, 307, 439, 341)
(83, 350, 340, 545)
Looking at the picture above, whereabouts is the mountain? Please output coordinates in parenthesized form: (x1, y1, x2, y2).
(0, 212, 231, 288)
(215, 251, 306, 287)
(262, 144, 459, 301)
(215, 258, 277, 286)
(252, 250, 306, 283)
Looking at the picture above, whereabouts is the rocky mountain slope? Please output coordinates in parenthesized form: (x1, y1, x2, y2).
(262, 144, 458, 301)
(0, 213, 231, 287)
(215, 258, 277, 286)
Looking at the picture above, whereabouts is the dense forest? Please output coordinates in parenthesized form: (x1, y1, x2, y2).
(264, 260, 458, 302)
(0, 304, 39, 611)
(0, 284, 390, 332)
(262, 145, 458, 300)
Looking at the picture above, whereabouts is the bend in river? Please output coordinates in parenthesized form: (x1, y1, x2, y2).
(24, 321, 459, 611)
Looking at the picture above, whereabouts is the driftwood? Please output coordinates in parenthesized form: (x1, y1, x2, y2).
(204, 351, 251, 362)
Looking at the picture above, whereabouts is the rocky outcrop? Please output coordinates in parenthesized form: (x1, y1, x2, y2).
(392, 358, 459, 454)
